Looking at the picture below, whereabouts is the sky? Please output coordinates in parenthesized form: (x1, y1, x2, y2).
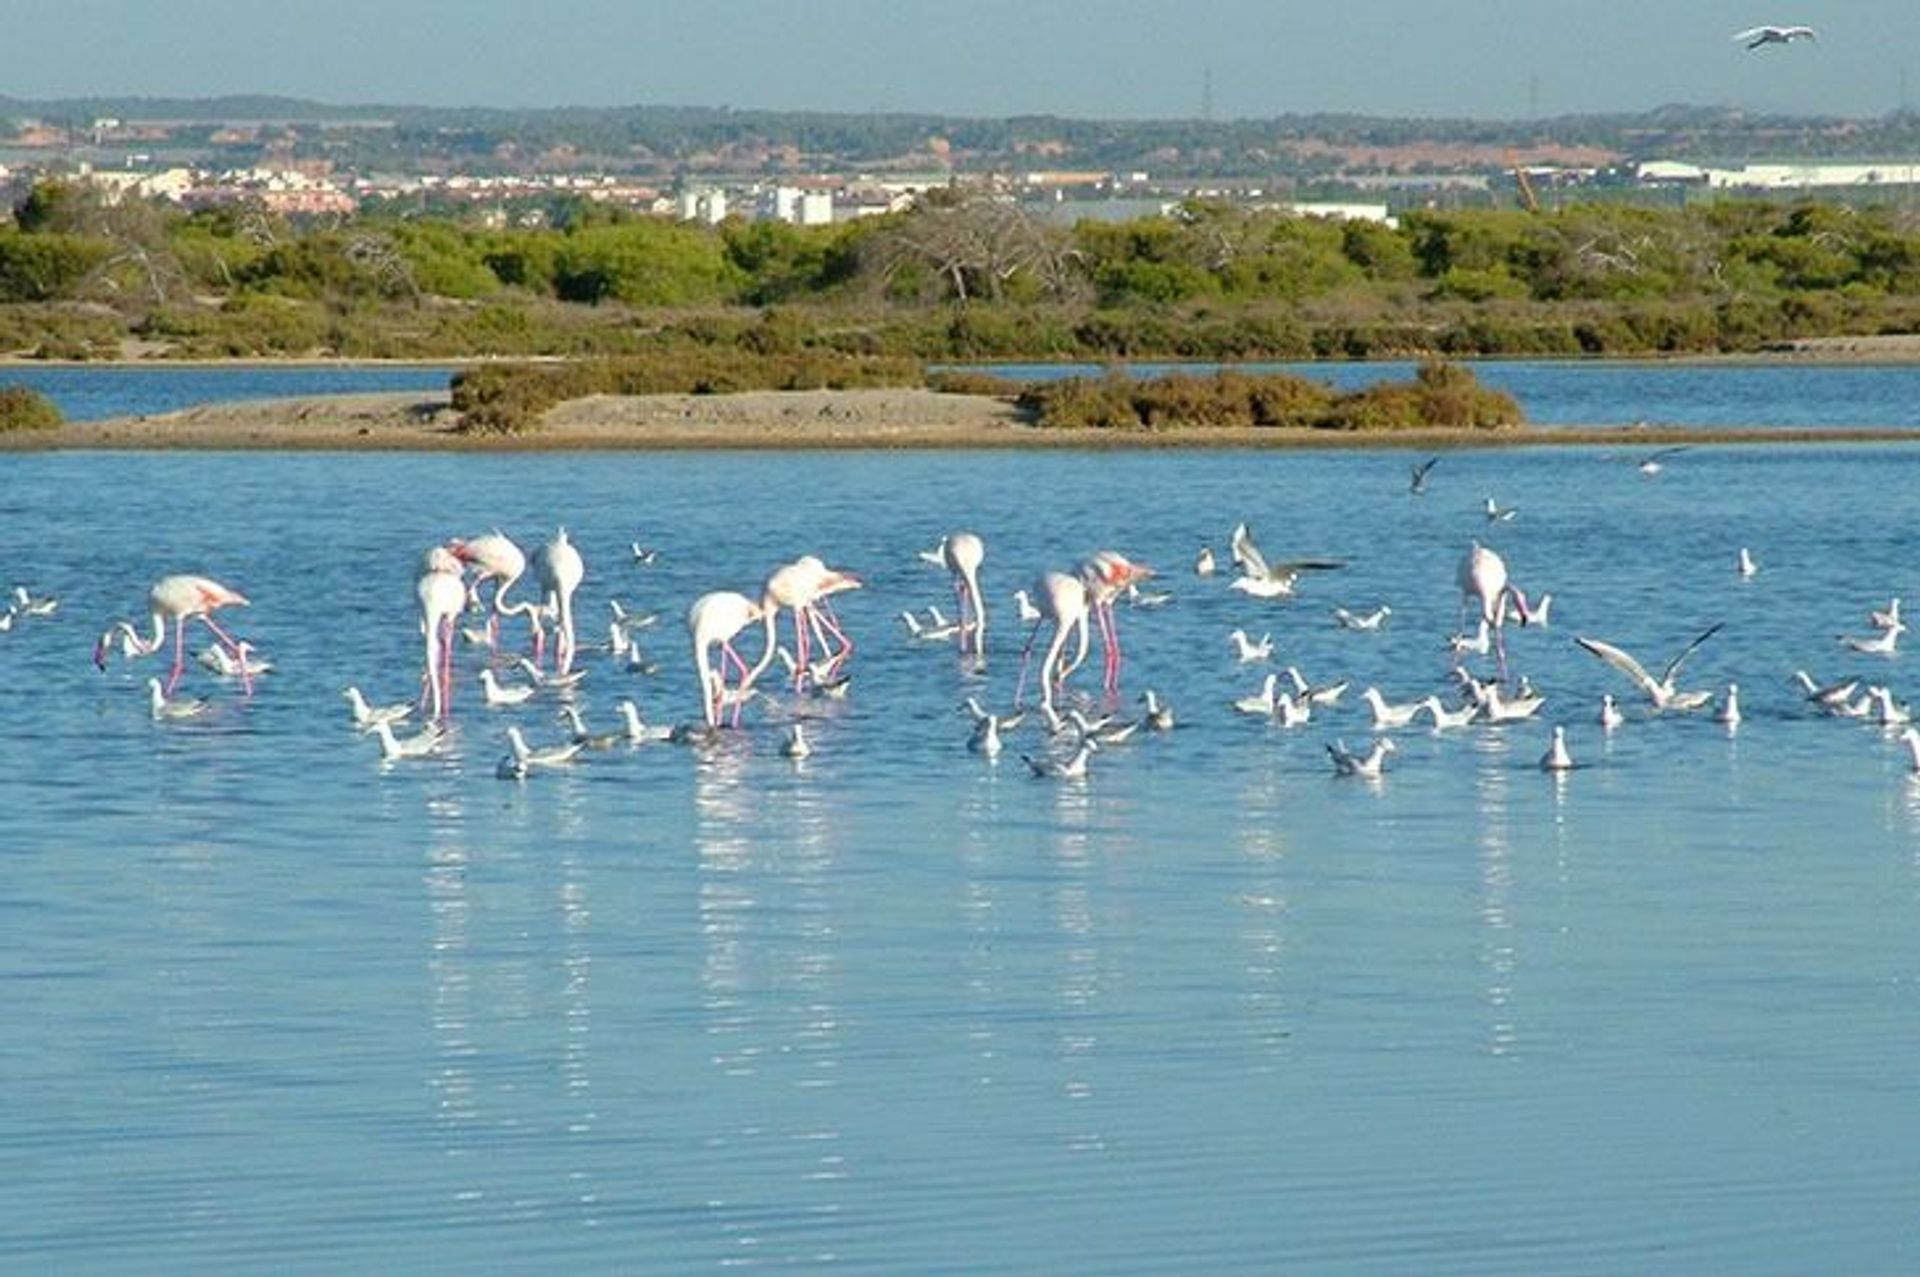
(9, 1, 1918, 121)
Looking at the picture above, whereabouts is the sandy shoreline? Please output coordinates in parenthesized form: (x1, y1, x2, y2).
(6, 384, 1920, 453)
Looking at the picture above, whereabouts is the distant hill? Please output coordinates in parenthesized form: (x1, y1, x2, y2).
(7, 96, 1920, 177)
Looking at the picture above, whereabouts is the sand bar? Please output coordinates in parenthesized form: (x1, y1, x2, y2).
(5, 385, 1920, 452)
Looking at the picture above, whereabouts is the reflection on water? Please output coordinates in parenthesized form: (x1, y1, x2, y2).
(1473, 732, 1518, 1058)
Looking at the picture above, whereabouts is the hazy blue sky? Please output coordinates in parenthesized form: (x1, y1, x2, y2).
(10, 1, 1917, 120)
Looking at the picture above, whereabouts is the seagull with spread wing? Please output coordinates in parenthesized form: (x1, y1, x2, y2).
(1575, 623, 1725, 712)
(1735, 25, 1816, 50)
(1227, 522, 1344, 599)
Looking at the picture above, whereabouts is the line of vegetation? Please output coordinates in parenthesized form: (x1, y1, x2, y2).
(452, 350, 1519, 435)
(1004, 360, 1522, 431)
(451, 348, 924, 434)
(0, 384, 62, 431)
(8, 180, 1920, 363)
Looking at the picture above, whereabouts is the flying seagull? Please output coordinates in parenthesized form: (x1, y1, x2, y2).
(1409, 457, 1439, 495)
(1734, 25, 1816, 50)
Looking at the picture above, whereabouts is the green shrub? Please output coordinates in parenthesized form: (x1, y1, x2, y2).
(0, 384, 62, 431)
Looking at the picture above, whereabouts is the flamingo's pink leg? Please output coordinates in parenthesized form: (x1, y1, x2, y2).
(166, 616, 189, 694)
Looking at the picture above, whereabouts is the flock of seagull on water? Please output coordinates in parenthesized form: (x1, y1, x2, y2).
(46, 445, 1920, 787)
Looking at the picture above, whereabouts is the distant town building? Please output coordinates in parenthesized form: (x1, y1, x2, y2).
(677, 187, 728, 224)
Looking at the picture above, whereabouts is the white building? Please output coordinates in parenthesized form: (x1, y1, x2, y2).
(677, 187, 728, 224)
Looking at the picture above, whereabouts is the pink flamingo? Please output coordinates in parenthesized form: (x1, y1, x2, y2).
(535, 528, 586, 675)
(1079, 550, 1155, 694)
(942, 532, 988, 656)
(1458, 541, 1529, 682)
(688, 590, 771, 728)
(94, 574, 254, 695)
(754, 555, 863, 692)
(449, 531, 543, 655)
(418, 546, 467, 722)
(1014, 571, 1091, 716)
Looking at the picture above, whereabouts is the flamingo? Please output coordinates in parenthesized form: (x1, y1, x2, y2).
(1458, 542, 1528, 681)
(95, 574, 253, 696)
(449, 531, 543, 655)
(942, 532, 987, 656)
(755, 556, 863, 691)
(1080, 549, 1155, 694)
(1014, 571, 1090, 716)
(688, 590, 769, 728)
(534, 528, 586, 675)
(417, 547, 467, 723)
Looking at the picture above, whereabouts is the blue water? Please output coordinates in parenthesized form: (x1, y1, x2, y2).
(10, 358, 1920, 428)
(0, 363, 455, 422)
(5, 438, 1920, 1271)
(976, 358, 1920, 428)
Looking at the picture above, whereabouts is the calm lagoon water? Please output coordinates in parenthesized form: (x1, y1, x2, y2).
(5, 374, 1920, 1270)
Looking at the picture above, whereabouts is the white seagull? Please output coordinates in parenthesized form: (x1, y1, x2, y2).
(1484, 683, 1547, 723)
(1273, 691, 1313, 728)
(1599, 694, 1624, 732)
(1870, 598, 1903, 631)
(1328, 737, 1396, 779)
(1540, 725, 1574, 772)
(1575, 623, 1724, 711)
(1194, 546, 1217, 577)
(148, 677, 210, 721)
(373, 719, 446, 760)
(11, 585, 58, 617)
(1234, 673, 1280, 717)
(1228, 628, 1274, 663)
(1484, 496, 1518, 523)
(1867, 686, 1913, 727)
(1841, 619, 1905, 656)
(560, 705, 625, 750)
(1734, 24, 1816, 50)
(780, 723, 812, 760)
(198, 641, 274, 680)
(1795, 671, 1860, 711)
(1227, 522, 1344, 599)
(1420, 696, 1480, 731)
(1719, 683, 1743, 729)
(969, 715, 1004, 757)
(616, 699, 674, 744)
(1902, 727, 1920, 774)
(505, 724, 584, 770)
(1286, 666, 1349, 707)
(1737, 548, 1759, 580)
(1012, 589, 1043, 625)
(1024, 737, 1097, 779)
(1333, 605, 1392, 632)
(1140, 689, 1176, 732)
(344, 685, 414, 731)
(478, 668, 539, 707)
(1361, 686, 1424, 730)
